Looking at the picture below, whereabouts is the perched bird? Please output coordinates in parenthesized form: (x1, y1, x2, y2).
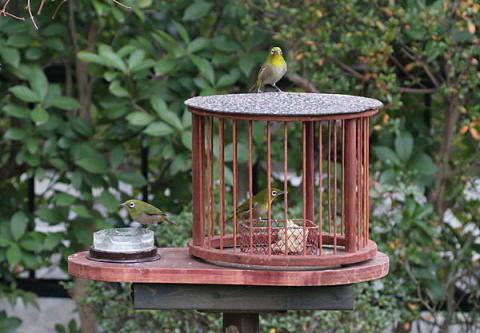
(120, 199, 176, 225)
(251, 46, 287, 93)
(225, 187, 285, 223)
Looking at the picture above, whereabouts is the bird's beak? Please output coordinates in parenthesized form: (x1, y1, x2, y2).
(278, 190, 287, 195)
(119, 203, 126, 207)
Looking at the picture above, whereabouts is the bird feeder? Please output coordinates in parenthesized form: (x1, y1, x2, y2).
(87, 227, 160, 263)
(185, 92, 382, 269)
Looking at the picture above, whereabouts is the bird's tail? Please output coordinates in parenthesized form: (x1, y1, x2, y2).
(161, 215, 177, 225)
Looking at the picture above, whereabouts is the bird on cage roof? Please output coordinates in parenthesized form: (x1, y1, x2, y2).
(120, 199, 176, 226)
(250, 46, 287, 93)
(225, 187, 285, 223)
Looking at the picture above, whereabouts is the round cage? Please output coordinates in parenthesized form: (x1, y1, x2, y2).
(185, 92, 382, 268)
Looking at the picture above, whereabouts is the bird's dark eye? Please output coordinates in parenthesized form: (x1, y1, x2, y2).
(271, 50, 275, 54)
(129, 202, 135, 208)
(272, 191, 277, 196)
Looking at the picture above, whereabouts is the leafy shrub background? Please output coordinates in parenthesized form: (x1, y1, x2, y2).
(0, 0, 479, 332)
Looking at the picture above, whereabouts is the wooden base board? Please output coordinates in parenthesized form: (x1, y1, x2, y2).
(68, 247, 388, 287)
(133, 283, 354, 311)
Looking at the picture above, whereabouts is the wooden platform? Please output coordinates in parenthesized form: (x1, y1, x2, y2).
(68, 247, 388, 286)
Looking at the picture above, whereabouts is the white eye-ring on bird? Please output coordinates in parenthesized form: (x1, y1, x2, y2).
(272, 190, 277, 196)
(129, 202, 135, 208)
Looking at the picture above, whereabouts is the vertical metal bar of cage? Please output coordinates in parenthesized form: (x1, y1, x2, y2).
(219, 118, 225, 250)
(363, 117, 368, 247)
(366, 118, 370, 242)
(233, 120, 238, 252)
(267, 122, 272, 255)
(342, 120, 345, 235)
(344, 119, 357, 252)
(302, 122, 307, 224)
(327, 120, 332, 234)
(248, 120, 253, 254)
(333, 120, 338, 254)
(305, 122, 315, 256)
(356, 119, 362, 250)
(283, 122, 289, 256)
(191, 113, 205, 247)
(318, 121, 323, 255)
(207, 117, 214, 248)
(305, 122, 315, 222)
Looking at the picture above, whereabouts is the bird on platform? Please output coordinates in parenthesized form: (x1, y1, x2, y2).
(225, 187, 285, 223)
(120, 199, 176, 226)
(251, 46, 287, 93)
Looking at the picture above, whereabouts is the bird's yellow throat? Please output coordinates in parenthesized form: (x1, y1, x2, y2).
(268, 54, 286, 67)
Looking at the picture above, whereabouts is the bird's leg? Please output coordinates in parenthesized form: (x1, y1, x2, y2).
(257, 85, 263, 93)
(272, 83, 282, 92)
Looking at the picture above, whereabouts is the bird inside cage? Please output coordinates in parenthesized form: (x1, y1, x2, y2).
(225, 187, 285, 223)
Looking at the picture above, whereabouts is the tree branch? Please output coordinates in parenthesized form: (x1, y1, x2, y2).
(397, 87, 439, 94)
(286, 72, 319, 93)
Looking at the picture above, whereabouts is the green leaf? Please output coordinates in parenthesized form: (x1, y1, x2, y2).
(75, 155, 107, 174)
(183, 1, 213, 20)
(239, 53, 259, 76)
(29, 66, 49, 101)
(2, 104, 30, 119)
(409, 153, 437, 175)
(191, 55, 215, 85)
(127, 49, 145, 70)
(26, 47, 43, 60)
(9, 85, 40, 102)
(7, 34, 33, 47)
(44, 233, 63, 250)
(36, 208, 65, 224)
(181, 131, 192, 150)
(99, 47, 127, 72)
(31, 107, 49, 124)
(20, 238, 43, 251)
(22, 252, 39, 269)
(72, 223, 91, 246)
(188, 37, 210, 53)
(126, 112, 153, 126)
(77, 51, 105, 65)
(11, 211, 28, 241)
(0, 47, 20, 67)
(109, 80, 130, 97)
(4, 128, 26, 140)
(6, 244, 22, 266)
(0, 235, 12, 247)
(72, 205, 91, 218)
(49, 158, 68, 171)
(373, 146, 400, 166)
(99, 190, 118, 212)
(216, 70, 240, 88)
(110, 146, 124, 169)
(117, 171, 147, 187)
(143, 122, 173, 137)
(172, 21, 190, 43)
(154, 58, 176, 74)
(71, 118, 94, 137)
(55, 192, 77, 206)
(0, 316, 22, 332)
(150, 96, 183, 130)
(44, 38, 64, 51)
(47, 96, 81, 110)
(394, 131, 414, 163)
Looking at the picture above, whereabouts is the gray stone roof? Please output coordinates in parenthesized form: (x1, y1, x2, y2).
(185, 92, 383, 116)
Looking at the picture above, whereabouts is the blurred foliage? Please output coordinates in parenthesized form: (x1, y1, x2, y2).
(0, 0, 479, 332)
